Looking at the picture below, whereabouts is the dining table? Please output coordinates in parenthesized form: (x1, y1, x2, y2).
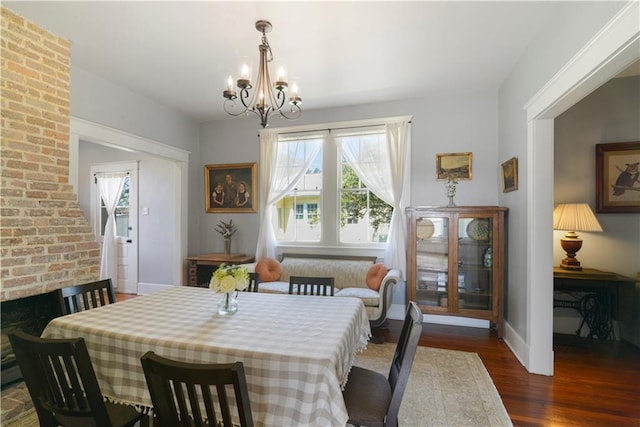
(41, 286, 371, 427)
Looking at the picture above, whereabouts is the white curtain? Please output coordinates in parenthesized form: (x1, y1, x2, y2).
(339, 120, 411, 277)
(96, 172, 127, 283)
(255, 130, 323, 259)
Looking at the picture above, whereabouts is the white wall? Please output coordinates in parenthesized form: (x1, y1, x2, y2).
(498, 1, 629, 344)
(199, 90, 500, 307)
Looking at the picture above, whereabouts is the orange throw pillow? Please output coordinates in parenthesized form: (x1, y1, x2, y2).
(366, 263, 388, 291)
(255, 257, 282, 282)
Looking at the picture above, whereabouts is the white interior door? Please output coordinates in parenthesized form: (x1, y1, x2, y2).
(90, 162, 139, 294)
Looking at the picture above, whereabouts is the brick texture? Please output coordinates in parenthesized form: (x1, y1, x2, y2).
(1, 7, 100, 302)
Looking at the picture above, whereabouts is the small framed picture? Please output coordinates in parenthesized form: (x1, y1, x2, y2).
(595, 141, 640, 213)
(501, 157, 518, 193)
(436, 152, 472, 180)
(205, 163, 257, 213)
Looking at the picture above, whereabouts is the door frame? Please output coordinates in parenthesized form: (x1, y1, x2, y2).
(520, 2, 639, 375)
(69, 117, 190, 288)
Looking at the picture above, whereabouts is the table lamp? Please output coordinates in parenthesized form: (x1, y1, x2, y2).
(553, 203, 603, 271)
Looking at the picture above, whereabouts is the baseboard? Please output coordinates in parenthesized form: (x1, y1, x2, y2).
(503, 321, 529, 370)
(388, 303, 489, 328)
(137, 283, 176, 295)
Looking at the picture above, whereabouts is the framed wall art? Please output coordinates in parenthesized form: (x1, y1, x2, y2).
(436, 152, 472, 180)
(595, 141, 640, 213)
(205, 162, 257, 213)
(501, 157, 518, 193)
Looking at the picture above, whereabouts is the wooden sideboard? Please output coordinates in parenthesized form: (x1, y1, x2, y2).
(186, 253, 255, 287)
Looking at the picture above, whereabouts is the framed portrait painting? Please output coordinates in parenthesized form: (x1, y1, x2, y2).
(436, 152, 472, 180)
(205, 162, 257, 213)
(501, 157, 518, 193)
(595, 141, 640, 213)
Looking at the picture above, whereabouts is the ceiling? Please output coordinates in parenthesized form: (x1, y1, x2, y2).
(5, 1, 579, 123)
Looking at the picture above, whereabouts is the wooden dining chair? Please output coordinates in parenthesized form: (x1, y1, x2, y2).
(140, 351, 254, 427)
(288, 276, 335, 296)
(8, 330, 145, 427)
(244, 272, 260, 292)
(58, 278, 117, 315)
(342, 301, 423, 427)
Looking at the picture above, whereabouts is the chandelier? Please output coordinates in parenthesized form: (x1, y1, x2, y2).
(223, 20, 302, 128)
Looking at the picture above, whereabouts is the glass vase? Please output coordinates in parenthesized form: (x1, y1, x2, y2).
(224, 238, 231, 257)
(218, 292, 238, 315)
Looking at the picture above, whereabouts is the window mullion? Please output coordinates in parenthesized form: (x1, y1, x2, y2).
(322, 135, 338, 246)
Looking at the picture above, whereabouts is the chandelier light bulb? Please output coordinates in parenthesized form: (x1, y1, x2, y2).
(275, 67, 287, 89)
(240, 64, 250, 80)
(290, 83, 301, 105)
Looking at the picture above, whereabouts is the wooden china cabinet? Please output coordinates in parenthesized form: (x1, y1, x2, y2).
(406, 206, 507, 338)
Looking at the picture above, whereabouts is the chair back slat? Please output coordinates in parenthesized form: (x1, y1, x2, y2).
(245, 273, 260, 292)
(141, 351, 254, 427)
(58, 279, 117, 315)
(202, 384, 219, 424)
(288, 276, 335, 296)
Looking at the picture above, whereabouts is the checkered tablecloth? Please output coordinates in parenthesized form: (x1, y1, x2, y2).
(42, 286, 371, 427)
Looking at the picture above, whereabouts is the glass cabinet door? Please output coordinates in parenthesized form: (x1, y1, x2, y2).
(457, 216, 493, 310)
(415, 217, 449, 308)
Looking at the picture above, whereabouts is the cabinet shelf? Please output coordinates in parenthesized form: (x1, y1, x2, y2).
(407, 206, 507, 338)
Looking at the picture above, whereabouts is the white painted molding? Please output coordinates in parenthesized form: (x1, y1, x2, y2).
(423, 314, 489, 329)
(503, 321, 539, 374)
(526, 119, 555, 376)
(388, 303, 490, 329)
(525, 1, 640, 120)
(70, 117, 190, 162)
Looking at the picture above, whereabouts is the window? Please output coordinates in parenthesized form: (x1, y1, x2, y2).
(271, 137, 323, 242)
(269, 124, 396, 246)
(339, 137, 392, 244)
(99, 175, 130, 238)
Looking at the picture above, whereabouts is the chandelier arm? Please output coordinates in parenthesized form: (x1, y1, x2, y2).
(239, 87, 253, 110)
(223, 99, 249, 117)
(277, 102, 302, 121)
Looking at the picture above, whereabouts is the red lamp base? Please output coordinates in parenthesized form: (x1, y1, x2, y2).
(559, 235, 583, 271)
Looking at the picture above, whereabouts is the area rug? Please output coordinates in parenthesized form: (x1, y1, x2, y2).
(353, 343, 513, 427)
(4, 344, 513, 427)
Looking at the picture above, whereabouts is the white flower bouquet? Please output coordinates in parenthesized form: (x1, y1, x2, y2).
(209, 264, 249, 293)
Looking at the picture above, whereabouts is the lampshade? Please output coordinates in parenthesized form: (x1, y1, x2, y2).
(553, 203, 603, 232)
(553, 203, 603, 270)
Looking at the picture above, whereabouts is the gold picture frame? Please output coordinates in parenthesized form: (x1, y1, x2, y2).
(205, 162, 257, 213)
(501, 157, 518, 193)
(595, 141, 640, 213)
(436, 152, 472, 180)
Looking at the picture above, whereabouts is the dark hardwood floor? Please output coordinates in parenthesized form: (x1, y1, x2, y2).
(375, 319, 640, 427)
(116, 294, 640, 426)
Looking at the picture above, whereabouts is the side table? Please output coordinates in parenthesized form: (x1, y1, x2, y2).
(553, 267, 635, 340)
(186, 253, 255, 287)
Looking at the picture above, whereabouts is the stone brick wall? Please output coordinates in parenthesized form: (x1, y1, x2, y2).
(1, 7, 100, 302)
